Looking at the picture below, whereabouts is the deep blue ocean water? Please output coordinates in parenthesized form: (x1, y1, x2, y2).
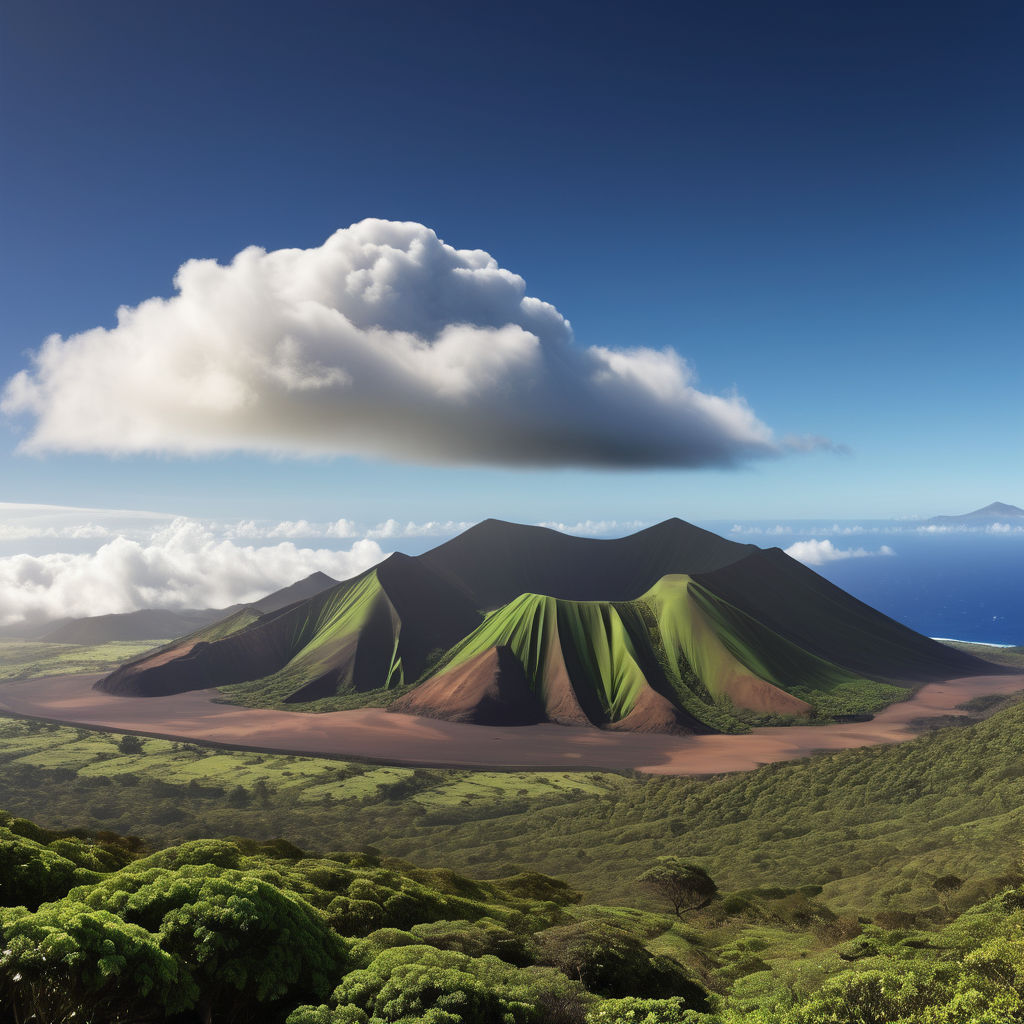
(702, 522, 1024, 647)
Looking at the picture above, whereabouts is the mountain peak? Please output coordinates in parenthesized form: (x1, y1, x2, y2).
(972, 502, 1024, 517)
(927, 501, 1024, 524)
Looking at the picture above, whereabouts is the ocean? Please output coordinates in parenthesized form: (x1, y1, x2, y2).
(704, 521, 1024, 647)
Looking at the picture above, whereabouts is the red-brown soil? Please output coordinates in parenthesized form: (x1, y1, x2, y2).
(390, 646, 546, 725)
(0, 673, 1021, 775)
(605, 685, 703, 735)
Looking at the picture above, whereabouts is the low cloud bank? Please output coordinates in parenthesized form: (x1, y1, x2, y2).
(537, 519, 647, 536)
(2, 220, 817, 469)
(0, 519, 385, 627)
(917, 523, 1024, 535)
(784, 539, 895, 566)
(0, 503, 176, 543)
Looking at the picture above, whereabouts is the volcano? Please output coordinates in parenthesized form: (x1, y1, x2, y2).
(96, 519, 997, 733)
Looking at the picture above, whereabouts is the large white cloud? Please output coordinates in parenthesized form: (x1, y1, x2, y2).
(2, 220, 802, 468)
(0, 518, 385, 626)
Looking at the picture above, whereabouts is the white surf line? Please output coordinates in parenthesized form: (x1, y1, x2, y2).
(931, 637, 1018, 648)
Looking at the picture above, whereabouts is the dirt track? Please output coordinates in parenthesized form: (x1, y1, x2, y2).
(0, 673, 1020, 775)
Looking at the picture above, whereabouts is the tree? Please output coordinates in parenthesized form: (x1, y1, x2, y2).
(0, 831, 99, 909)
(932, 874, 964, 911)
(320, 945, 587, 1024)
(534, 920, 708, 1005)
(0, 901, 195, 1023)
(74, 863, 348, 1022)
(637, 858, 717, 918)
(117, 734, 144, 755)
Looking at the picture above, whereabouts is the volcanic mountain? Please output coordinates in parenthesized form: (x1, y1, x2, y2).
(926, 501, 1024, 524)
(96, 519, 997, 733)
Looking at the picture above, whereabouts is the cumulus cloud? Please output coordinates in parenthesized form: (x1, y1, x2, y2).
(917, 522, 1024, 535)
(362, 518, 475, 539)
(228, 518, 361, 540)
(730, 524, 794, 536)
(1, 220, 820, 468)
(0, 518, 385, 627)
(536, 519, 647, 536)
(0, 502, 176, 544)
(784, 539, 895, 566)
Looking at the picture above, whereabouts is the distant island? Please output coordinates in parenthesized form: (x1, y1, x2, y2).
(927, 501, 1024, 524)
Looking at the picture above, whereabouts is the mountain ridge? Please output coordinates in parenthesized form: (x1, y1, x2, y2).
(94, 518, 999, 734)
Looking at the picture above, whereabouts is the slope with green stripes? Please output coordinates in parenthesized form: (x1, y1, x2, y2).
(95, 519, 998, 730)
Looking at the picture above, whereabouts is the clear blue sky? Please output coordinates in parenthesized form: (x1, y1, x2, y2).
(2, 0, 1021, 525)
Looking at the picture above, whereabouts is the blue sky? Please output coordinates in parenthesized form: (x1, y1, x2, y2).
(1, 0, 1021, 535)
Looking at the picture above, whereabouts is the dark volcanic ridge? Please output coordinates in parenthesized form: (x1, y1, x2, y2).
(95, 518, 1000, 735)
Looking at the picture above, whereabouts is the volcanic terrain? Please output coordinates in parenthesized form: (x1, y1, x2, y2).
(96, 519, 997, 734)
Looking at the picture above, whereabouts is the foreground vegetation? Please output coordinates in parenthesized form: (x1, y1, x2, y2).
(2, 804, 1024, 1023)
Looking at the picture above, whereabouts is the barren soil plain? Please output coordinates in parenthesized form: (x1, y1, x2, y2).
(0, 671, 1021, 774)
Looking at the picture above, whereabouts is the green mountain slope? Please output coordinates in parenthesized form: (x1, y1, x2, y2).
(100, 555, 481, 702)
(96, 519, 1000, 728)
(396, 575, 910, 732)
(693, 547, 988, 682)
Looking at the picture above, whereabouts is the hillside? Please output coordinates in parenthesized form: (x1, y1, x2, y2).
(691, 547, 985, 683)
(95, 519, 997, 730)
(395, 576, 896, 732)
(101, 556, 480, 700)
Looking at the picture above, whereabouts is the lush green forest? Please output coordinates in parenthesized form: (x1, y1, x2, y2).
(0, 640, 1022, 1020)
(2, 801, 1024, 1023)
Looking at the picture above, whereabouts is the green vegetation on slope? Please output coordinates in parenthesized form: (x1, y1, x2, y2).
(422, 577, 910, 730)
(0, 639, 165, 680)
(430, 593, 653, 723)
(222, 570, 406, 705)
(678, 579, 910, 716)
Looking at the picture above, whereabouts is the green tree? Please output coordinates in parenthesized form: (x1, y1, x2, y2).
(74, 863, 347, 1022)
(0, 901, 195, 1023)
(117, 734, 144, 755)
(637, 858, 717, 918)
(323, 944, 586, 1024)
(933, 873, 965, 911)
(0, 830, 100, 909)
(534, 921, 707, 1005)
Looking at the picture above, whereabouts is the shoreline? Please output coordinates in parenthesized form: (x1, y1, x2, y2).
(0, 672, 1021, 775)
